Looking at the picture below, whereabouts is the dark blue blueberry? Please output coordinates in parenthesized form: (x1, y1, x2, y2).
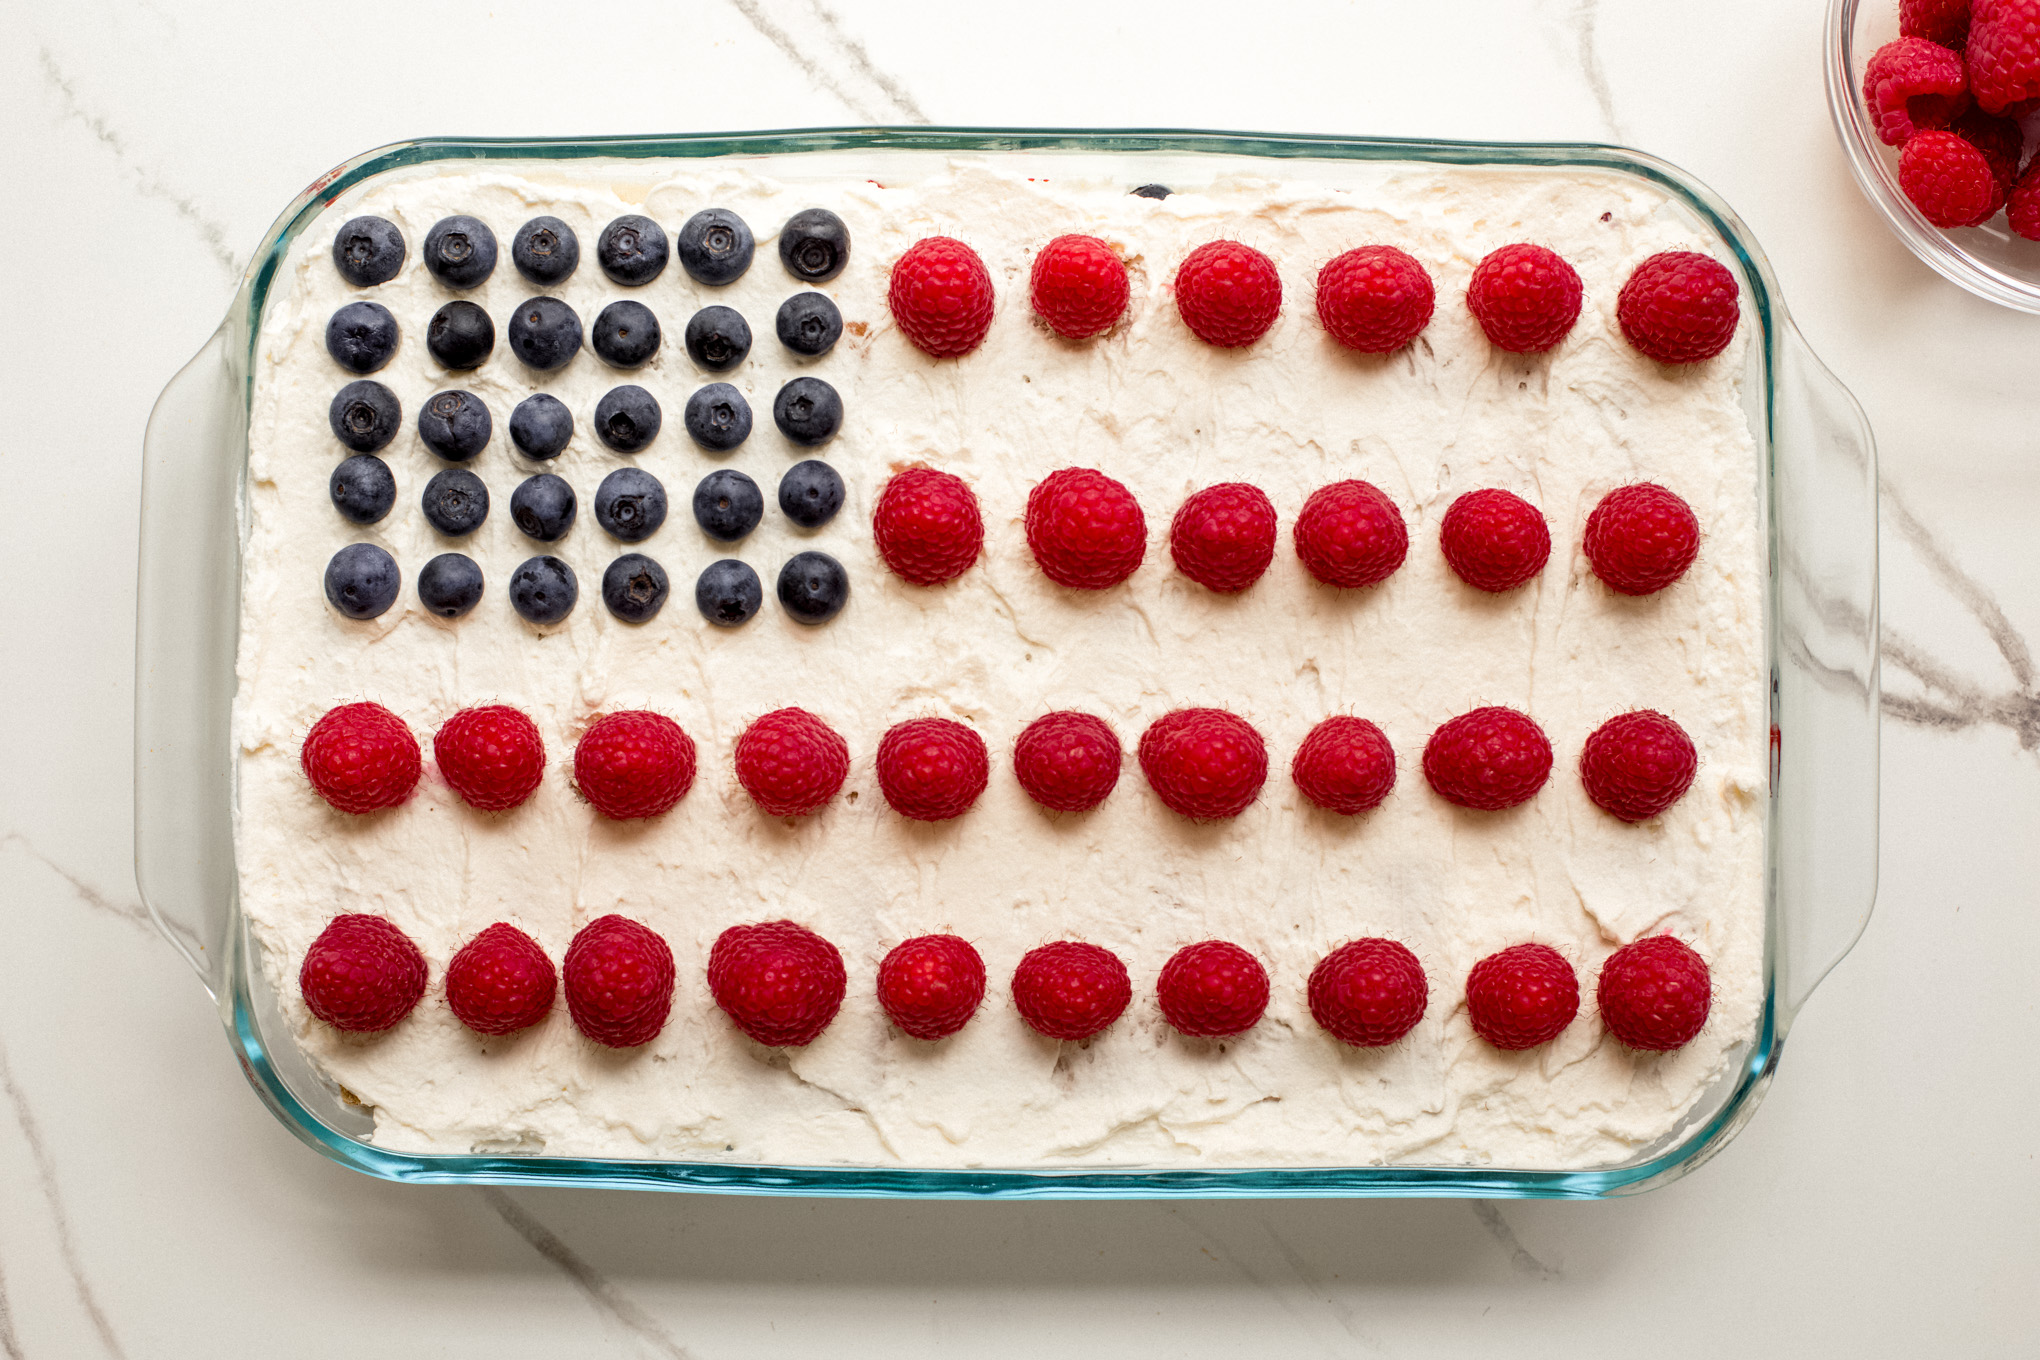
(332, 216, 406, 287)
(692, 469, 763, 542)
(776, 550, 849, 624)
(593, 466, 667, 542)
(682, 383, 752, 452)
(426, 300, 494, 369)
(777, 208, 849, 283)
(329, 381, 402, 453)
(602, 552, 671, 623)
(775, 291, 842, 356)
(1131, 184, 1172, 200)
(509, 393, 574, 459)
(594, 385, 661, 453)
(326, 301, 399, 374)
(596, 214, 669, 286)
(511, 473, 576, 542)
(696, 558, 763, 627)
(772, 376, 842, 446)
(324, 542, 400, 620)
(329, 454, 396, 525)
(417, 389, 493, 461)
(778, 459, 844, 529)
(510, 215, 580, 285)
(422, 468, 490, 537)
(684, 305, 751, 372)
(591, 300, 662, 369)
(509, 555, 577, 625)
(506, 296, 583, 371)
(417, 552, 484, 618)
(423, 215, 498, 288)
(677, 208, 756, 285)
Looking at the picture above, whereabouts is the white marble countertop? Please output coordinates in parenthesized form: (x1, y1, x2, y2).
(3, 0, 2036, 1353)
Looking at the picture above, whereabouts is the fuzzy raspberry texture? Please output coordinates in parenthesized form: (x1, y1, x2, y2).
(1025, 467, 1147, 589)
(873, 466, 984, 586)
(1308, 938, 1428, 1047)
(734, 707, 849, 816)
(1968, 0, 2040, 114)
(1292, 479, 1409, 588)
(1903, 0, 1972, 48)
(1438, 489, 1551, 593)
(1011, 941, 1132, 1040)
(1584, 483, 1701, 596)
(433, 705, 545, 812)
(1174, 240, 1282, 347)
(573, 710, 697, 820)
(1314, 245, 1435, 352)
(1465, 243, 1583, 353)
(888, 236, 995, 358)
(1012, 711, 1123, 812)
(444, 922, 557, 1036)
(1616, 251, 1741, 364)
(301, 701, 421, 814)
(1291, 715, 1397, 815)
(1157, 940, 1270, 1038)
(2012, 159, 2040, 239)
(708, 920, 848, 1047)
(877, 717, 990, 821)
(1138, 708, 1269, 820)
(876, 934, 987, 1040)
(1596, 936, 1713, 1052)
(1170, 483, 1278, 593)
(1862, 36, 1971, 145)
(562, 915, 675, 1048)
(1030, 234, 1130, 339)
(1580, 710, 1698, 822)
(299, 914, 428, 1033)
(1423, 706, 1553, 811)
(1951, 107, 2027, 192)
(1465, 943, 1580, 1051)
(1899, 129, 2007, 226)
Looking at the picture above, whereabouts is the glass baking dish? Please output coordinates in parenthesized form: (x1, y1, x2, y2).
(136, 127, 1878, 1198)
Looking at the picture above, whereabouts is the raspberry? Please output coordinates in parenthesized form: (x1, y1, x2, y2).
(876, 717, 989, 821)
(1025, 467, 1147, 589)
(1156, 940, 1270, 1038)
(572, 710, 697, 820)
(1011, 941, 1131, 1040)
(1292, 479, 1408, 588)
(873, 467, 984, 586)
(1314, 245, 1435, 352)
(1465, 243, 1582, 353)
(433, 705, 545, 812)
(299, 914, 428, 1032)
(1950, 106, 2026, 191)
(876, 934, 986, 1040)
(444, 922, 556, 1036)
(708, 919, 847, 1047)
(1423, 706, 1552, 811)
(1030, 234, 1130, 339)
(1291, 715, 1397, 815)
(1580, 710, 1698, 822)
(1861, 36, 1971, 144)
(1308, 938, 1428, 1047)
(734, 707, 849, 816)
(1596, 936, 1713, 1051)
(1902, 0, 1972, 48)
(301, 701, 421, 814)
(1138, 708, 1268, 820)
(1169, 483, 1278, 593)
(1174, 240, 1282, 347)
(562, 914, 675, 1048)
(888, 236, 995, 358)
(1615, 251, 1742, 364)
(1583, 483, 1701, 596)
(1967, 0, 2040, 114)
(1012, 711, 1122, 812)
(2012, 159, 2040, 239)
(1900, 129, 2007, 226)
(1438, 488, 1551, 592)
(1465, 943, 1579, 1050)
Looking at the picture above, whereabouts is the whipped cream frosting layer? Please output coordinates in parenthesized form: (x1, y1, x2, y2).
(236, 155, 1767, 1170)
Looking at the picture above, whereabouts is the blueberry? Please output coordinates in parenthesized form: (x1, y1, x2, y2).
(423, 215, 498, 288)
(778, 459, 844, 529)
(777, 550, 849, 624)
(602, 552, 671, 623)
(324, 542, 400, 620)
(677, 208, 756, 285)
(777, 208, 850, 283)
(325, 301, 399, 373)
(594, 385, 661, 453)
(684, 305, 752, 372)
(509, 393, 574, 459)
(417, 552, 484, 618)
(1131, 184, 1172, 200)
(332, 216, 405, 287)
(417, 389, 493, 461)
(329, 454, 396, 525)
(511, 473, 576, 542)
(593, 466, 667, 542)
(591, 300, 662, 369)
(509, 555, 578, 625)
(692, 469, 763, 542)
(426, 300, 494, 369)
(597, 214, 669, 286)
(682, 383, 753, 452)
(775, 292, 842, 357)
(506, 296, 583, 371)
(696, 559, 763, 627)
(772, 376, 842, 446)
(329, 380, 402, 453)
(422, 468, 490, 536)
(511, 215, 580, 285)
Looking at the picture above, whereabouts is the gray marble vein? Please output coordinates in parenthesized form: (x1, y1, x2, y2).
(1541, 0, 1623, 140)
(0, 1254, 24, 1360)
(0, 834, 154, 936)
(478, 1189, 693, 1359)
(1171, 1207, 1381, 1356)
(1469, 1201, 1560, 1279)
(723, 0, 928, 124)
